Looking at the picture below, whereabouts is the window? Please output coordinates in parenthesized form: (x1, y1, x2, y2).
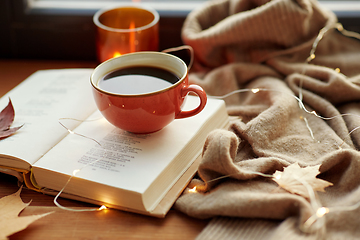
(1, 0, 360, 60)
(1, 0, 196, 59)
(27, 0, 360, 17)
(27, 0, 206, 16)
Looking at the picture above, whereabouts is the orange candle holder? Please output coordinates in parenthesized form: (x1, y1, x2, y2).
(93, 4, 159, 62)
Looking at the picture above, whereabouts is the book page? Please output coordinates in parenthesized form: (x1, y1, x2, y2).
(0, 69, 97, 169)
(32, 97, 227, 211)
(33, 106, 199, 192)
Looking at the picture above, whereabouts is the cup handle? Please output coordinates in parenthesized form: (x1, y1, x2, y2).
(176, 85, 207, 119)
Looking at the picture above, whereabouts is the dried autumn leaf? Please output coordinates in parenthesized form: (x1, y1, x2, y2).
(0, 187, 52, 240)
(0, 99, 22, 139)
(273, 162, 333, 199)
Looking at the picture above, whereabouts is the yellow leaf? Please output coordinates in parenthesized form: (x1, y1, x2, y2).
(272, 163, 333, 199)
(0, 187, 52, 240)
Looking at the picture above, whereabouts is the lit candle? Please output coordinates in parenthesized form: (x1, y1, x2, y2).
(93, 4, 159, 62)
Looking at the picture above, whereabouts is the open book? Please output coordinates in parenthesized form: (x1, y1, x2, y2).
(0, 69, 229, 217)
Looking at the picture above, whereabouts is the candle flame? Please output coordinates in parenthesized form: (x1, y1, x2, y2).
(110, 19, 136, 59)
(129, 21, 135, 29)
(130, 21, 136, 53)
(112, 52, 121, 58)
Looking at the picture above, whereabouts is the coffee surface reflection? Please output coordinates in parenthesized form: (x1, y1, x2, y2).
(98, 66, 179, 95)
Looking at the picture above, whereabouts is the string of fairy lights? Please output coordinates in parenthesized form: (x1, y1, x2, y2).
(190, 22, 360, 238)
(52, 46, 194, 212)
(55, 118, 107, 212)
(52, 20, 360, 238)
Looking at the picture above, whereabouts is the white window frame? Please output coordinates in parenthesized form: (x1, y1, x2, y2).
(26, 0, 206, 16)
(26, 0, 360, 18)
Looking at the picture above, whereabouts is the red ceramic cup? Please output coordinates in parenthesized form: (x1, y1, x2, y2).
(90, 51, 207, 134)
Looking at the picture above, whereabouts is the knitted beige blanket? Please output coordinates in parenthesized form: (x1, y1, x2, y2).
(174, 0, 360, 239)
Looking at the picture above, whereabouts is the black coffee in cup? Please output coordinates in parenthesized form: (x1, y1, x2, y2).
(98, 66, 180, 95)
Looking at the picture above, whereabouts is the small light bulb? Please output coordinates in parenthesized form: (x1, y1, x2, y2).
(98, 205, 107, 211)
(311, 110, 319, 117)
(316, 207, 329, 217)
(251, 88, 260, 93)
(73, 169, 80, 176)
(188, 186, 197, 193)
(337, 24, 344, 31)
(273, 172, 282, 180)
